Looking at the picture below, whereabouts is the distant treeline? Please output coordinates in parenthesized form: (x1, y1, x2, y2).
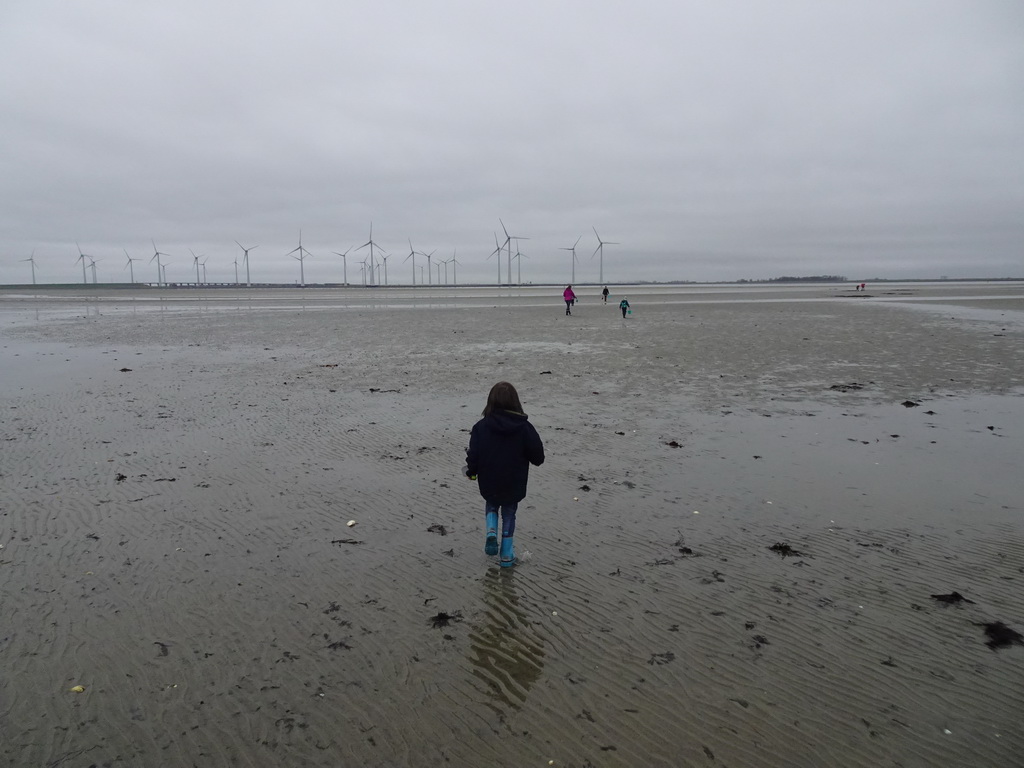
(738, 276, 847, 284)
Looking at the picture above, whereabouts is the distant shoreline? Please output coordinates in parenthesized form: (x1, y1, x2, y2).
(2, 276, 1022, 291)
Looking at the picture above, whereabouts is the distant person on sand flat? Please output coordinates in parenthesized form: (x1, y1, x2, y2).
(563, 285, 576, 315)
(465, 382, 545, 568)
(602, 286, 609, 303)
(619, 297, 630, 318)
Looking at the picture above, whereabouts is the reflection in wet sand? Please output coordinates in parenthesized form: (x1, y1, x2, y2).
(467, 569, 545, 716)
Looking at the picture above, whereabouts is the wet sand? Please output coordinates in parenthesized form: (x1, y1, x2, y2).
(2, 282, 1023, 767)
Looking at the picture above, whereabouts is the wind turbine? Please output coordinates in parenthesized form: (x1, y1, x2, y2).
(124, 249, 140, 284)
(592, 227, 619, 285)
(499, 219, 529, 286)
(355, 223, 384, 286)
(200, 257, 209, 284)
(232, 256, 239, 285)
(75, 242, 91, 284)
(88, 257, 99, 284)
(358, 259, 368, 287)
(21, 251, 37, 285)
(235, 241, 257, 287)
(487, 232, 502, 285)
(404, 240, 419, 286)
(423, 249, 436, 286)
(332, 247, 352, 285)
(560, 235, 582, 284)
(450, 249, 461, 286)
(151, 240, 170, 287)
(380, 252, 392, 286)
(161, 262, 171, 284)
(287, 231, 313, 287)
(191, 249, 202, 285)
(512, 243, 528, 285)
(440, 250, 456, 286)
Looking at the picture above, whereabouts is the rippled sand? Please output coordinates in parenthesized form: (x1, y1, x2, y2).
(2, 282, 1022, 767)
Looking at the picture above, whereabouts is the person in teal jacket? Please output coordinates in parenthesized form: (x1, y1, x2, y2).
(619, 297, 630, 318)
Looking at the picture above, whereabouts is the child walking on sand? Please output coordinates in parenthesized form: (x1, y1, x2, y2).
(563, 285, 576, 315)
(619, 297, 630, 318)
(465, 382, 545, 567)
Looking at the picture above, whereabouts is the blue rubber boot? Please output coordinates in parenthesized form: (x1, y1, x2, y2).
(484, 511, 499, 556)
(499, 535, 516, 568)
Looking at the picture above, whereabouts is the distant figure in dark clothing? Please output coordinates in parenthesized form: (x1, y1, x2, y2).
(465, 382, 545, 567)
(602, 286, 609, 303)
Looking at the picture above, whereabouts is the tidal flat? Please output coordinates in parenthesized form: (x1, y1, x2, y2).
(1, 282, 1022, 767)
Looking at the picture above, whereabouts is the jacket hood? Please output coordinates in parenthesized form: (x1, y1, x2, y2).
(487, 409, 530, 433)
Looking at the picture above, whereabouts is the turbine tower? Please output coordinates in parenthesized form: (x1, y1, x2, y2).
(404, 240, 418, 286)
(75, 242, 92, 284)
(487, 233, 502, 286)
(499, 219, 528, 286)
(592, 227, 619, 284)
(423, 249, 436, 286)
(124, 250, 140, 283)
(560, 235, 582, 284)
(450, 252, 461, 286)
(21, 251, 37, 285)
(332, 247, 353, 285)
(151, 240, 170, 287)
(512, 243, 528, 285)
(355, 223, 384, 286)
(235, 241, 258, 287)
(287, 231, 313, 287)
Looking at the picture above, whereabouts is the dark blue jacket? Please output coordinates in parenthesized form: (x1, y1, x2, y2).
(466, 410, 545, 505)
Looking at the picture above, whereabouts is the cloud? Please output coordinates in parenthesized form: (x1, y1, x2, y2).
(2, 0, 1022, 285)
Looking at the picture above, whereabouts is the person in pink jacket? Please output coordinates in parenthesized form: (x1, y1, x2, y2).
(563, 285, 576, 315)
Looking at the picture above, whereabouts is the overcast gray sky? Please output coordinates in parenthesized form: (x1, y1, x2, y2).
(2, 0, 1022, 286)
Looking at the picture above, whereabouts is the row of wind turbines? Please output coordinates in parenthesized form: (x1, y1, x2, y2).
(17, 222, 618, 287)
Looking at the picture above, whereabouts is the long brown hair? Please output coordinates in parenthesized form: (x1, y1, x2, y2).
(483, 381, 524, 417)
